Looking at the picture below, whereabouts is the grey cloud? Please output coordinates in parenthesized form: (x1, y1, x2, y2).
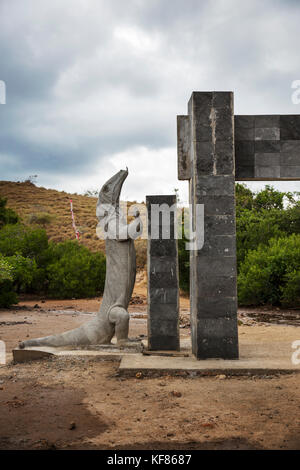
(0, 0, 300, 200)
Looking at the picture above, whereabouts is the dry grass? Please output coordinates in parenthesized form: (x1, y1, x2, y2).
(0, 180, 146, 266)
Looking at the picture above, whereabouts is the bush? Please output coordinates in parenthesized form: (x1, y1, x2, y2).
(0, 255, 13, 282)
(0, 224, 49, 259)
(0, 224, 107, 299)
(0, 279, 18, 308)
(46, 240, 106, 299)
(0, 253, 39, 306)
(178, 185, 300, 301)
(0, 255, 17, 307)
(8, 254, 39, 293)
(238, 234, 300, 306)
(0, 197, 19, 228)
(281, 270, 300, 307)
(236, 209, 286, 269)
(0, 224, 51, 294)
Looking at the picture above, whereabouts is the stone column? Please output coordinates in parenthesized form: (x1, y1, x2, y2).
(178, 92, 239, 359)
(146, 195, 180, 351)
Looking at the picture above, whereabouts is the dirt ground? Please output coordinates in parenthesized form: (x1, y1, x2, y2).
(0, 294, 300, 450)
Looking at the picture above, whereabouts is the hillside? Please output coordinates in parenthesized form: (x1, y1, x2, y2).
(0, 180, 147, 268)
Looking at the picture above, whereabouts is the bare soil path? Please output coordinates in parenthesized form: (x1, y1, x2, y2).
(0, 297, 299, 450)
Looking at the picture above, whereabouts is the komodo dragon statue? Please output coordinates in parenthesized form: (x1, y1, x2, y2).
(19, 169, 140, 349)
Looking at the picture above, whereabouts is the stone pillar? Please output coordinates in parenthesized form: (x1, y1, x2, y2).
(178, 92, 239, 359)
(146, 195, 180, 351)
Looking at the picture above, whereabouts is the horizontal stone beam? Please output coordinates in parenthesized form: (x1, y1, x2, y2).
(235, 115, 300, 180)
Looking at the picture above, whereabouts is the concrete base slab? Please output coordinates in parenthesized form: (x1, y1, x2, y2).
(141, 338, 190, 357)
(119, 339, 300, 376)
(12, 340, 143, 364)
(13, 348, 55, 363)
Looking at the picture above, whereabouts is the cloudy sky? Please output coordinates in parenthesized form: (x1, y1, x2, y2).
(1, 0, 300, 203)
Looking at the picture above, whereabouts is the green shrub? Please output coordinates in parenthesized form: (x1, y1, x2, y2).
(0, 197, 19, 228)
(0, 255, 17, 307)
(0, 255, 13, 282)
(0, 224, 48, 259)
(8, 254, 39, 293)
(252, 185, 286, 211)
(238, 234, 300, 306)
(0, 253, 40, 306)
(236, 209, 286, 269)
(235, 183, 254, 212)
(46, 240, 106, 299)
(281, 270, 300, 307)
(0, 224, 50, 294)
(0, 280, 18, 308)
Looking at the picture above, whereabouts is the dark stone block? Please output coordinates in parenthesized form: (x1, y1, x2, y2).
(200, 195, 235, 216)
(194, 122, 213, 142)
(190, 91, 213, 110)
(255, 166, 280, 179)
(148, 335, 180, 352)
(192, 105, 212, 126)
(146, 195, 176, 207)
(280, 115, 300, 140)
(195, 142, 214, 175)
(235, 141, 255, 171)
(235, 153, 255, 167)
(255, 140, 280, 153)
(148, 301, 179, 318)
(235, 165, 255, 179)
(150, 286, 178, 304)
(255, 115, 280, 128)
(195, 175, 235, 196)
(215, 140, 234, 175)
(194, 335, 239, 359)
(235, 127, 254, 141)
(177, 115, 191, 181)
(213, 92, 233, 109)
(234, 115, 254, 129)
(200, 234, 236, 257)
(195, 141, 214, 156)
(196, 275, 237, 298)
(149, 240, 177, 257)
(280, 153, 300, 166)
(149, 257, 178, 274)
(204, 215, 236, 236)
(149, 318, 179, 336)
(255, 153, 280, 166)
(255, 128, 280, 141)
(197, 317, 238, 339)
(147, 194, 179, 351)
(280, 166, 300, 178)
(149, 271, 178, 288)
(280, 140, 300, 153)
(215, 108, 233, 142)
(235, 140, 255, 156)
(196, 160, 214, 176)
(186, 91, 238, 360)
(197, 256, 236, 278)
(196, 297, 237, 319)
